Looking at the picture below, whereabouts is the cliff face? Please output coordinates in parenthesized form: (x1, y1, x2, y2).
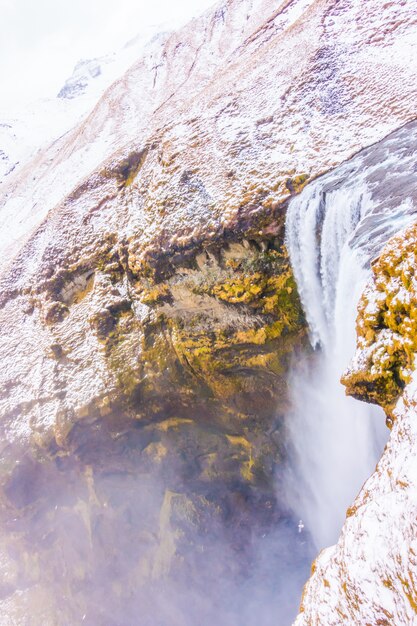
(0, 188, 309, 624)
(296, 221, 417, 625)
(1, 0, 417, 624)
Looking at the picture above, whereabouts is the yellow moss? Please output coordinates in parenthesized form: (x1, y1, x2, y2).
(286, 173, 310, 194)
(194, 250, 303, 340)
(167, 254, 305, 399)
(212, 273, 267, 304)
(240, 455, 255, 482)
(154, 418, 193, 432)
(265, 320, 285, 339)
(172, 333, 212, 352)
(105, 240, 306, 419)
(344, 223, 417, 409)
(234, 327, 268, 345)
(140, 284, 171, 305)
(225, 435, 251, 451)
(244, 352, 277, 369)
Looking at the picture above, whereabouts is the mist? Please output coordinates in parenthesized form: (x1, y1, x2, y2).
(0, 409, 315, 625)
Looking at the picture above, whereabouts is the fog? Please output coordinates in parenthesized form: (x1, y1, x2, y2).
(0, 410, 315, 625)
(0, 0, 216, 108)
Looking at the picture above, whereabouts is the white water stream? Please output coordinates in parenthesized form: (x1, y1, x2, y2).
(285, 142, 417, 549)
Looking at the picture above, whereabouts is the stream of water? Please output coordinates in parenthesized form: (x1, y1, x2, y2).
(285, 125, 417, 549)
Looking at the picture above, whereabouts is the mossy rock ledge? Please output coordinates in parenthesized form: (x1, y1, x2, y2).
(0, 216, 309, 622)
(342, 222, 417, 419)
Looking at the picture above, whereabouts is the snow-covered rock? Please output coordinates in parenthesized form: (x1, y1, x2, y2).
(0, 28, 167, 185)
(57, 58, 106, 100)
(1, 0, 417, 271)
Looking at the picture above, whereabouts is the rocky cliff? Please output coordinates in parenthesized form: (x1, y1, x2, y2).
(1, 0, 417, 624)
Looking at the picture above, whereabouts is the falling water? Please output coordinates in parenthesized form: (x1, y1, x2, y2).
(284, 123, 417, 550)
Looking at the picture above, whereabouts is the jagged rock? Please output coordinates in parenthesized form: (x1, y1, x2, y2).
(0, 211, 309, 621)
(57, 58, 103, 100)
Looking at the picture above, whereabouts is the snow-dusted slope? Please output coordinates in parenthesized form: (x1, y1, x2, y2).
(0, 0, 417, 623)
(1, 0, 416, 273)
(0, 28, 168, 184)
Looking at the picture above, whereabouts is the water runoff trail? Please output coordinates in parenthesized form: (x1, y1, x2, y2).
(284, 121, 417, 551)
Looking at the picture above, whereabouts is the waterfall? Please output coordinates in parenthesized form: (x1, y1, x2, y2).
(284, 132, 417, 550)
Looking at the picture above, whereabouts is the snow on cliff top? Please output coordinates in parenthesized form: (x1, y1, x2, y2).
(0, 2, 416, 623)
(1, 0, 416, 279)
(0, 28, 169, 184)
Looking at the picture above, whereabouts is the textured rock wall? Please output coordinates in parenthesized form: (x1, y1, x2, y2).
(0, 222, 310, 623)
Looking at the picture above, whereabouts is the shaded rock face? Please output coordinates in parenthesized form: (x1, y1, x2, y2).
(0, 217, 310, 623)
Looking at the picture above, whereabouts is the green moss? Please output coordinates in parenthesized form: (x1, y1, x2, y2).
(189, 246, 304, 332)
(89, 235, 307, 426)
(166, 249, 305, 401)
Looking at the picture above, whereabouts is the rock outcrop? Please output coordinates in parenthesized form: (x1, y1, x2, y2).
(0, 187, 309, 624)
(1, 0, 417, 624)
